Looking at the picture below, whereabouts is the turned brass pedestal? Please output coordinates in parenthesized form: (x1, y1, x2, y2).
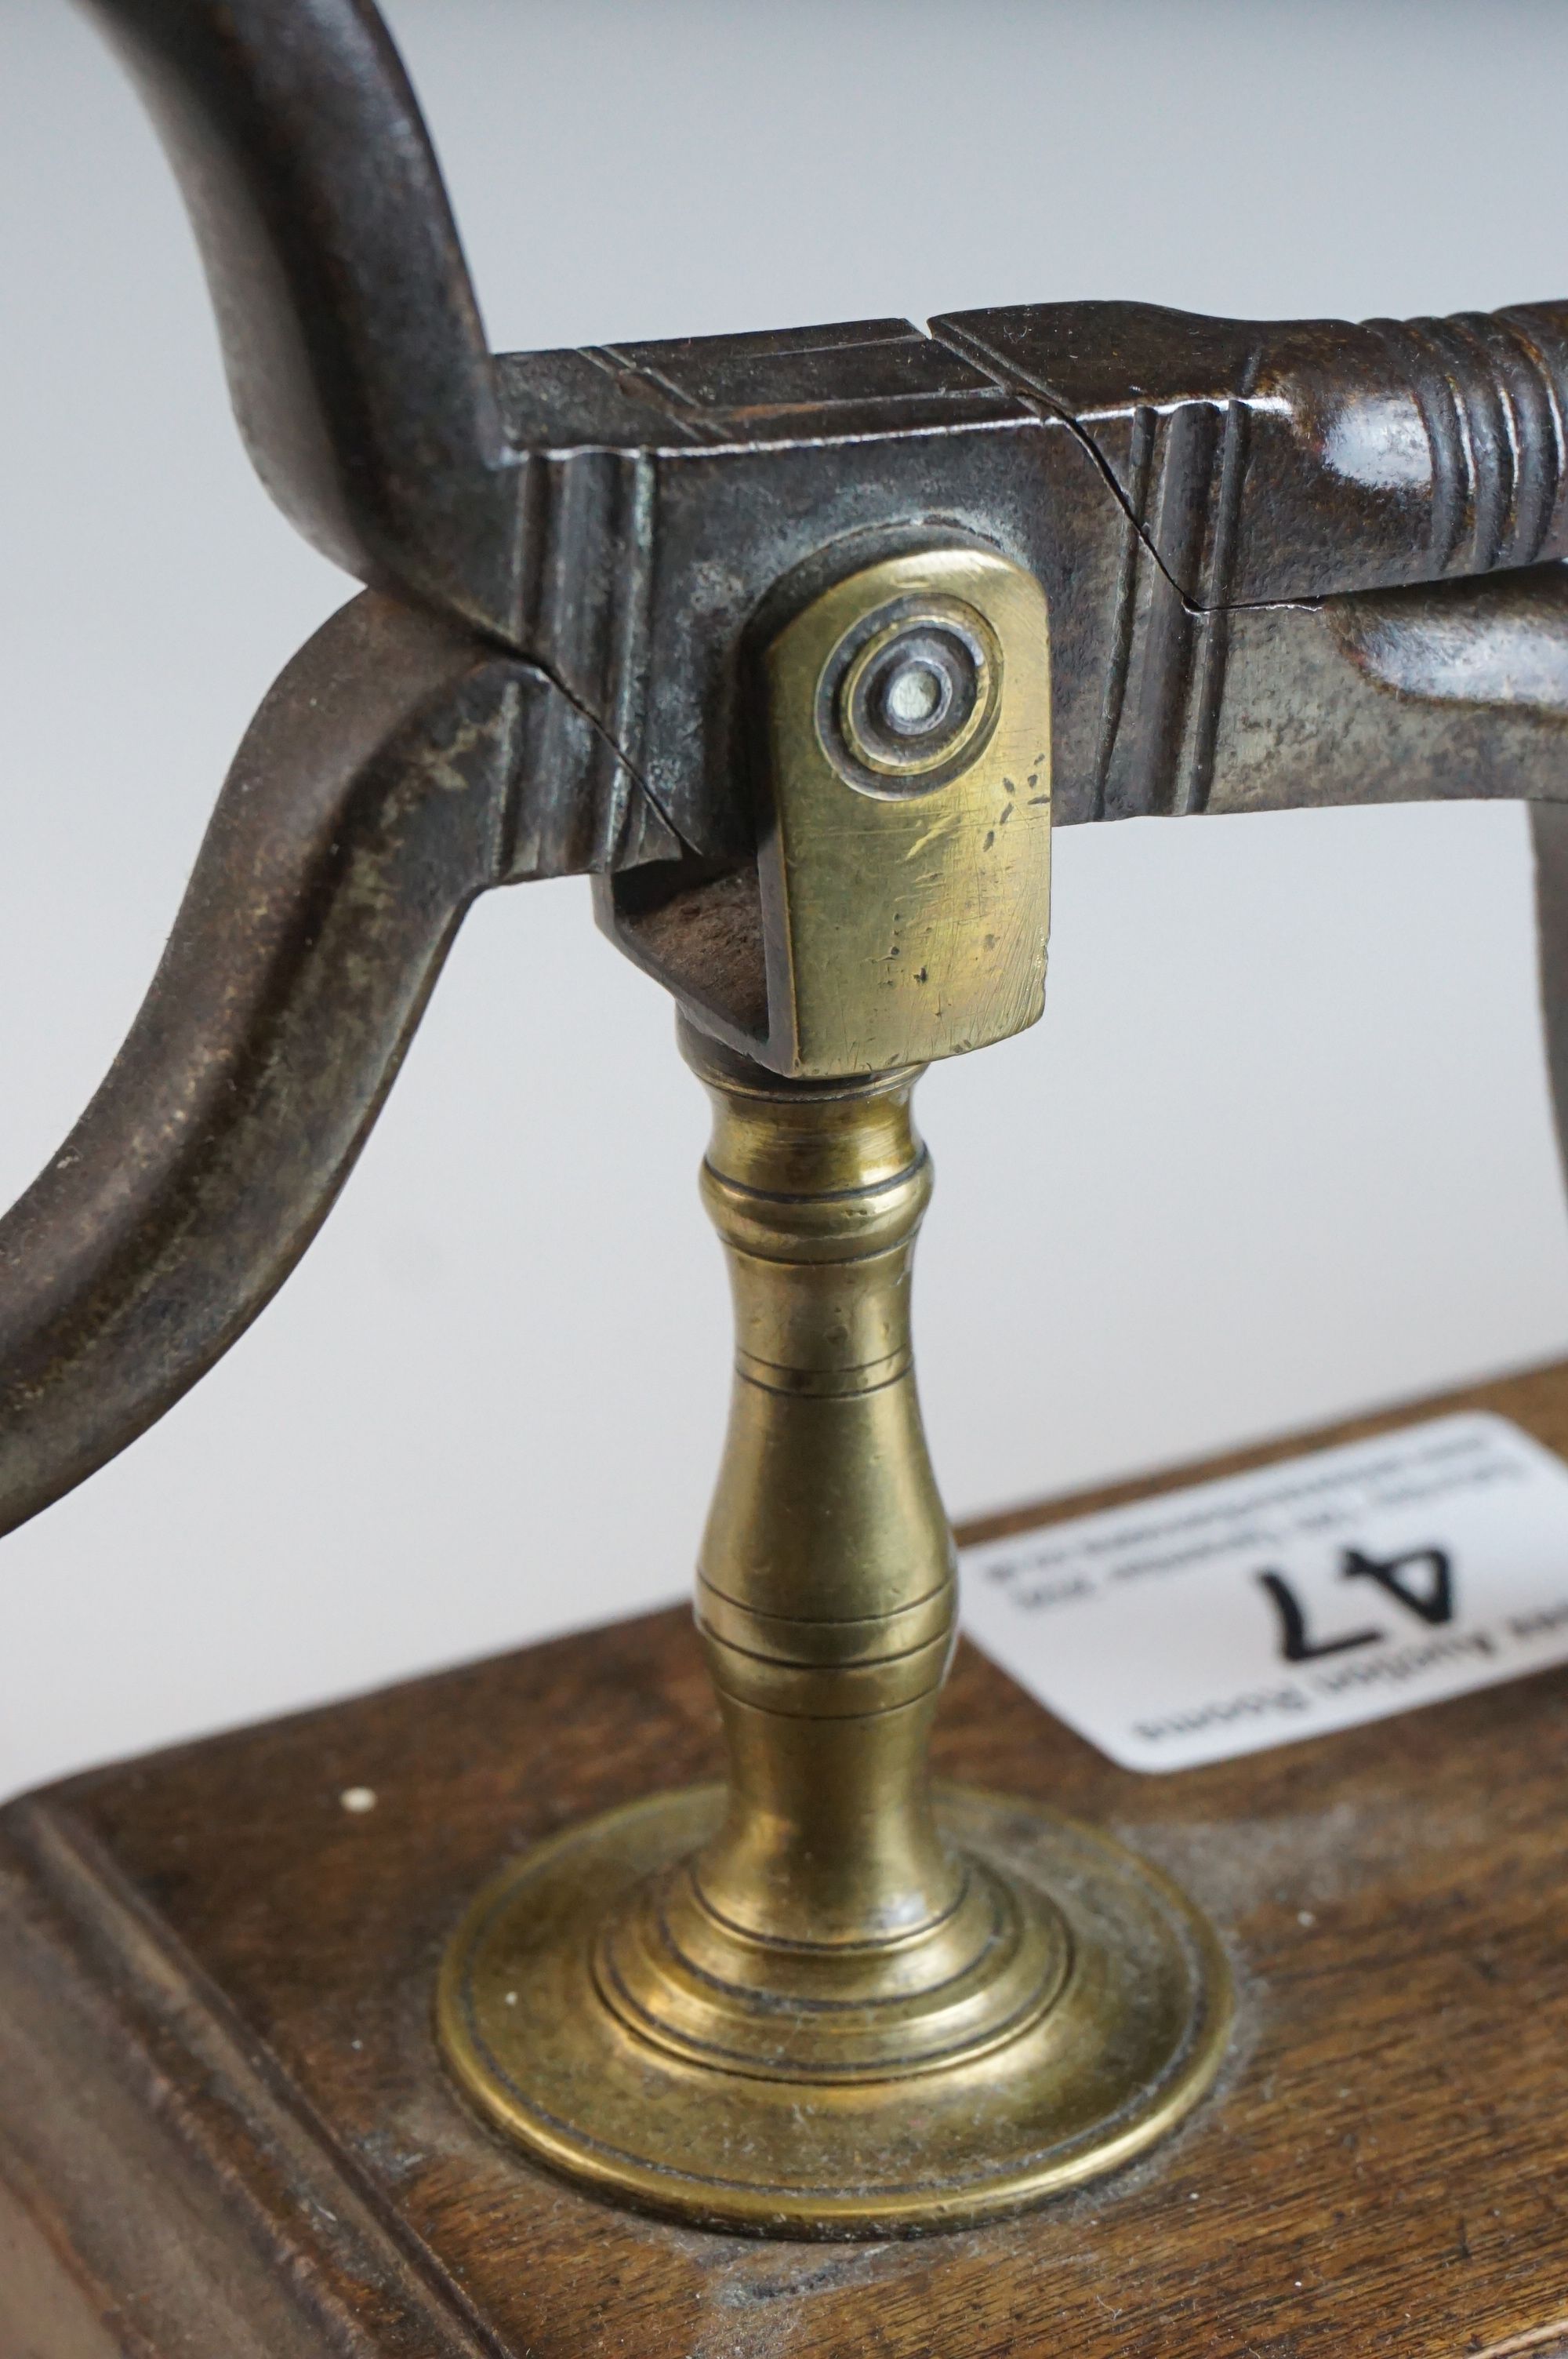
(438, 1027, 1230, 2234)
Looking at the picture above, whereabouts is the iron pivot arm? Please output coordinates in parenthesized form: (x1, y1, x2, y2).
(5, 0, 1568, 1543)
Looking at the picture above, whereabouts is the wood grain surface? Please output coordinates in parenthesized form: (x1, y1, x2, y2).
(7, 1359, 1568, 2356)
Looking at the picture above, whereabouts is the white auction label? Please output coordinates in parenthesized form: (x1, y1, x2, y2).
(959, 1412, 1568, 1772)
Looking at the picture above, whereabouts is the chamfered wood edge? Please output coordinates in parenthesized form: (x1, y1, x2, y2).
(0, 1797, 503, 2359)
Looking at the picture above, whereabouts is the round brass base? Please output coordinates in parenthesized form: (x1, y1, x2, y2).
(437, 1783, 1231, 2238)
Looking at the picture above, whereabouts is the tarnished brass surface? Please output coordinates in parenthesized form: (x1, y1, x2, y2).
(598, 545, 1053, 1079)
(439, 1784, 1230, 2237)
(438, 1029, 1229, 2231)
(756, 548, 1051, 1078)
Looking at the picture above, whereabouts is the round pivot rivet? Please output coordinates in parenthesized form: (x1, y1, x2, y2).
(820, 591, 1003, 793)
(882, 655, 948, 733)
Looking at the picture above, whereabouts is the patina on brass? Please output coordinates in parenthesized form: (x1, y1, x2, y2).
(438, 554, 1230, 2234)
(757, 548, 1052, 1078)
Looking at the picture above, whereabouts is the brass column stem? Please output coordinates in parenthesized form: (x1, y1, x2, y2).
(688, 1022, 960, 1953)
(590, 1023, 1064, 2083)
(437, 1012, 1231, 2223)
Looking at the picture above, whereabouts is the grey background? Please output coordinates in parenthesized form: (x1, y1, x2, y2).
(5, 0, 1568, 1800)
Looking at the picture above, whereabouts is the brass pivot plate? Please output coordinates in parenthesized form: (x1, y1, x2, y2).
(757, 546, 1053, 1077)
(438, 1783, 1231, 2237)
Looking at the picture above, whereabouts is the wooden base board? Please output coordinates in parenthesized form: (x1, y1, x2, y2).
(8, 1360, 1568, 2357)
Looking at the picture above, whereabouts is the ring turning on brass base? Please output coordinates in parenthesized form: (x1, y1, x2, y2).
(438, 1024, 1231, 2235)
(440, 1783, 1229, 2237)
